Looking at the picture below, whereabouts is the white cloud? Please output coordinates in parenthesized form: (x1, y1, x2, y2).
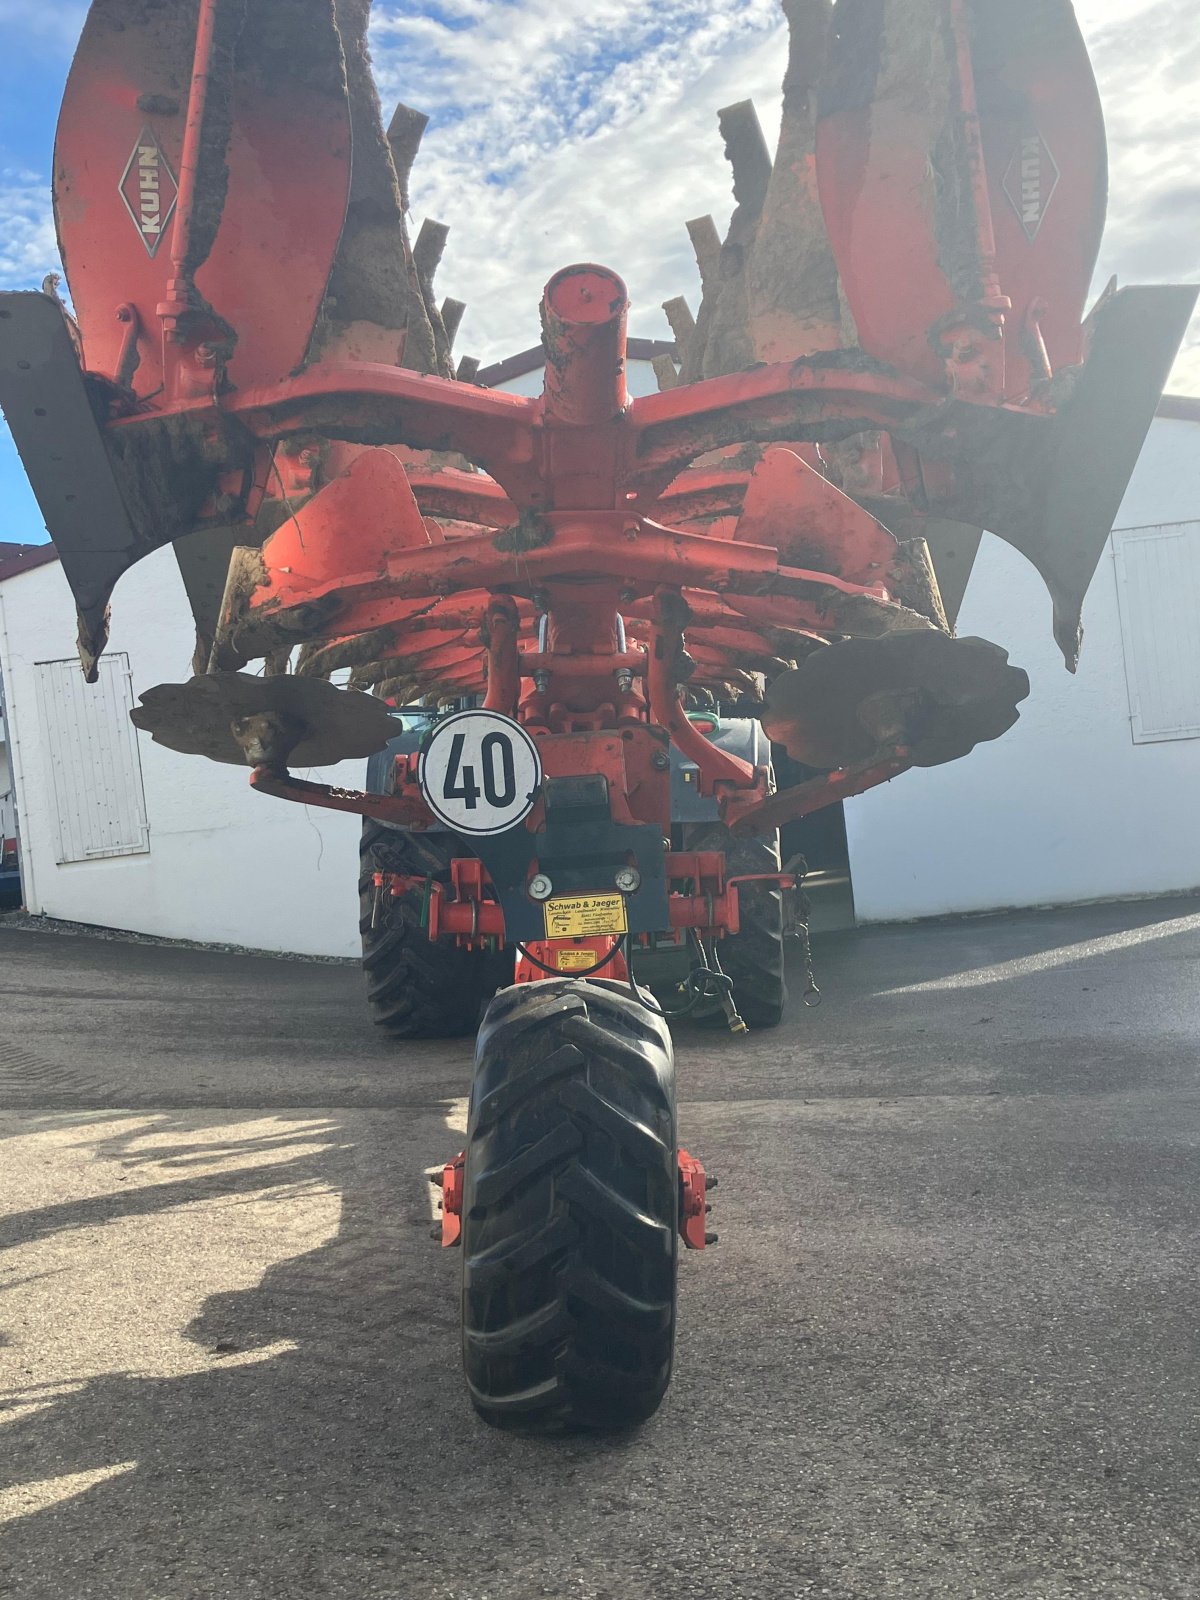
(0, 168, 58, 288)
(1081, 0, 1200, 389)
(0, 2, 1194, 391)
(368, 0, 786, 360)
(0, 0, 87, 50)
(370, 0, 1199, 390)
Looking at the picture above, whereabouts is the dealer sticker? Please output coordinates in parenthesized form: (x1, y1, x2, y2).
(543, 894, 629, 940)
(556, 948, 600, 972)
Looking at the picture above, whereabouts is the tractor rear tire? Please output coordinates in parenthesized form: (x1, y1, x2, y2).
(359, 819, 509, 1039)
(685, 822, 787, 1030)
(461, 979, 678, 1433)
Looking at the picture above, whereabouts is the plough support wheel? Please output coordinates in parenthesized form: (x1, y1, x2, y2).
(461, 980, 677, 1432)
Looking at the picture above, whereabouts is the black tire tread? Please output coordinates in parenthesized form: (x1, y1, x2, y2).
(684, 821, 787, 1029)
(359, 818, 509, 1039)
(462, 978, 677, 1433)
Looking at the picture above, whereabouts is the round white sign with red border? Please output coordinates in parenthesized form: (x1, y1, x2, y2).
(418, 709, 542, 835)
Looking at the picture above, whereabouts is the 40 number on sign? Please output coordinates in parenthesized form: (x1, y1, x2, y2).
(418, 710, 542, 836)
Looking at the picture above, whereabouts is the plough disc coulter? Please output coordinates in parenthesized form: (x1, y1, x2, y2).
(0, 0, 1192, 1431)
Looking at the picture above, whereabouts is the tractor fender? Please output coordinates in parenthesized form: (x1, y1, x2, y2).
(669, 715, 771, 823)
(364, 708, 437, 817)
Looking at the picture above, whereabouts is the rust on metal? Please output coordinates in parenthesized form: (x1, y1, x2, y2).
(761, 631, 1030, 769)
(131, 671, 399, 767)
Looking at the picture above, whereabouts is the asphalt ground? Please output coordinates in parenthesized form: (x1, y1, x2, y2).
(2, 896, 1200, 1599)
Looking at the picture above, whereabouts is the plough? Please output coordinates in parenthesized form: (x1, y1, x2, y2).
(0, 0, 1193, 1431)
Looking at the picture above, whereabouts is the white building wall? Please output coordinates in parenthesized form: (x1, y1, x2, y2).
(0, 699, 12, 844)
(0, 756, 14, 846)
(846, 417, 1200, 921)
(0, 548, 361, 956)
(0, 696, 11, 791)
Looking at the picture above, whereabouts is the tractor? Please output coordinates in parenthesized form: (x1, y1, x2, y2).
(0, 0, 1193, 1431)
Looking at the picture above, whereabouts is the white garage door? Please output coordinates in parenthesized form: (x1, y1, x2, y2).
(33, 654, 150, 863)
(1113, 521, 1200, 744)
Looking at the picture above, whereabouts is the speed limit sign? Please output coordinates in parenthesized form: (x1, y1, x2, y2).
(418, 709, 543, 835)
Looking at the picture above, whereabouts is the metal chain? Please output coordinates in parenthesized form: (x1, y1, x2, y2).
(782, 853, 821, 1008)
(795, 911, 822, 1008)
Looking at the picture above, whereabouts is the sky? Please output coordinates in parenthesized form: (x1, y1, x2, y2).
(1, 0, 1197, 543)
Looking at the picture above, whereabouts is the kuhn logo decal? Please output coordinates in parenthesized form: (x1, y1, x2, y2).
(119, 127, 178, 257)
(1002, 131, 1060, 242)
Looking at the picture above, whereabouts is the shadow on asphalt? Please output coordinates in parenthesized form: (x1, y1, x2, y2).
(4, 899, 1200, 1595)
(0, 1108, 646, 1598)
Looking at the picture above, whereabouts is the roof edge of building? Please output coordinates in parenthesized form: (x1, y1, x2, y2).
(0, 543, 59, 583)
(1157, 394, 1200, 423)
